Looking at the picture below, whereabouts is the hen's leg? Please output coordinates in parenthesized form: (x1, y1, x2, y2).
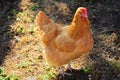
(67, 63, 72, 72)
(59, 67, 72, 78)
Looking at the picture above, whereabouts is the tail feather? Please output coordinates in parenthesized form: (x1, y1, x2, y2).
(36, 11, 51, 29)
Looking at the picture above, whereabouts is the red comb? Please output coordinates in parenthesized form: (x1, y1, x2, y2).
(80, 8, 87, 15)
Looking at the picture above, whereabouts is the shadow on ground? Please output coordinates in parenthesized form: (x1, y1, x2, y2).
(0, 0, 22, 65)
(57, 69, 89, 80)
(57, 53, 120, 80)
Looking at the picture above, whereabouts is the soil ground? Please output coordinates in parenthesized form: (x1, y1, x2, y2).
(0, 0, 120, 80)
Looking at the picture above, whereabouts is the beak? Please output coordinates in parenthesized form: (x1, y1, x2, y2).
(79, 13, 88, 18)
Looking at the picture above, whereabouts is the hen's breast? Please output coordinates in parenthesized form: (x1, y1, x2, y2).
(54, 27, 76, 52)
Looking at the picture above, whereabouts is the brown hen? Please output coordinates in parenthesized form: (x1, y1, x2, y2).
(36, 7, 94, 69)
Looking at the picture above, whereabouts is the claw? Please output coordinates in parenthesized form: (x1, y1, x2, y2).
(67, 63, 72, 72)
(59, 67, 72, 78)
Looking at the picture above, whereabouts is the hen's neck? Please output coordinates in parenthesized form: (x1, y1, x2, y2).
(68, 15, 90, 40)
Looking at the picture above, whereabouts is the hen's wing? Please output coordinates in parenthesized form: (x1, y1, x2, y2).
(36, 11, 59, 44)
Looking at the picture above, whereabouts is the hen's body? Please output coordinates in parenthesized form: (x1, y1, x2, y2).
(36, 7, 94, 67)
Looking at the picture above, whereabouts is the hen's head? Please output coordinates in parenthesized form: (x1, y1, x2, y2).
(76, 7, 88, 20)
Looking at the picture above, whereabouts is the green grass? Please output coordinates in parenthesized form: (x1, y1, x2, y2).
(109, 63, 120, 71)
(87, 0, 93, 4)
(0, 67, 19, 80)
(19, 62, 28, 68)
(35, 46, 42, 52)
(39, 66, 56, 80)
(81, 66, 91, 74)
(9, 9, 17, 16)
(29, 28, 34, 35)
(29, 3, 42, 11)
(0, 68, 3, 74)
(16, 12, 24, 21)
(30, 5, 36, 11)
(16, 26, 26, 35)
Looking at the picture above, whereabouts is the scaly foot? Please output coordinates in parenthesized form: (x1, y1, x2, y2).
(66, 63, 72, 72)
(59, 67, 72, 78)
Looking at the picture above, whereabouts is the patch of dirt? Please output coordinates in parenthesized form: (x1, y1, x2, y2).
(0, 0, 120, 80)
